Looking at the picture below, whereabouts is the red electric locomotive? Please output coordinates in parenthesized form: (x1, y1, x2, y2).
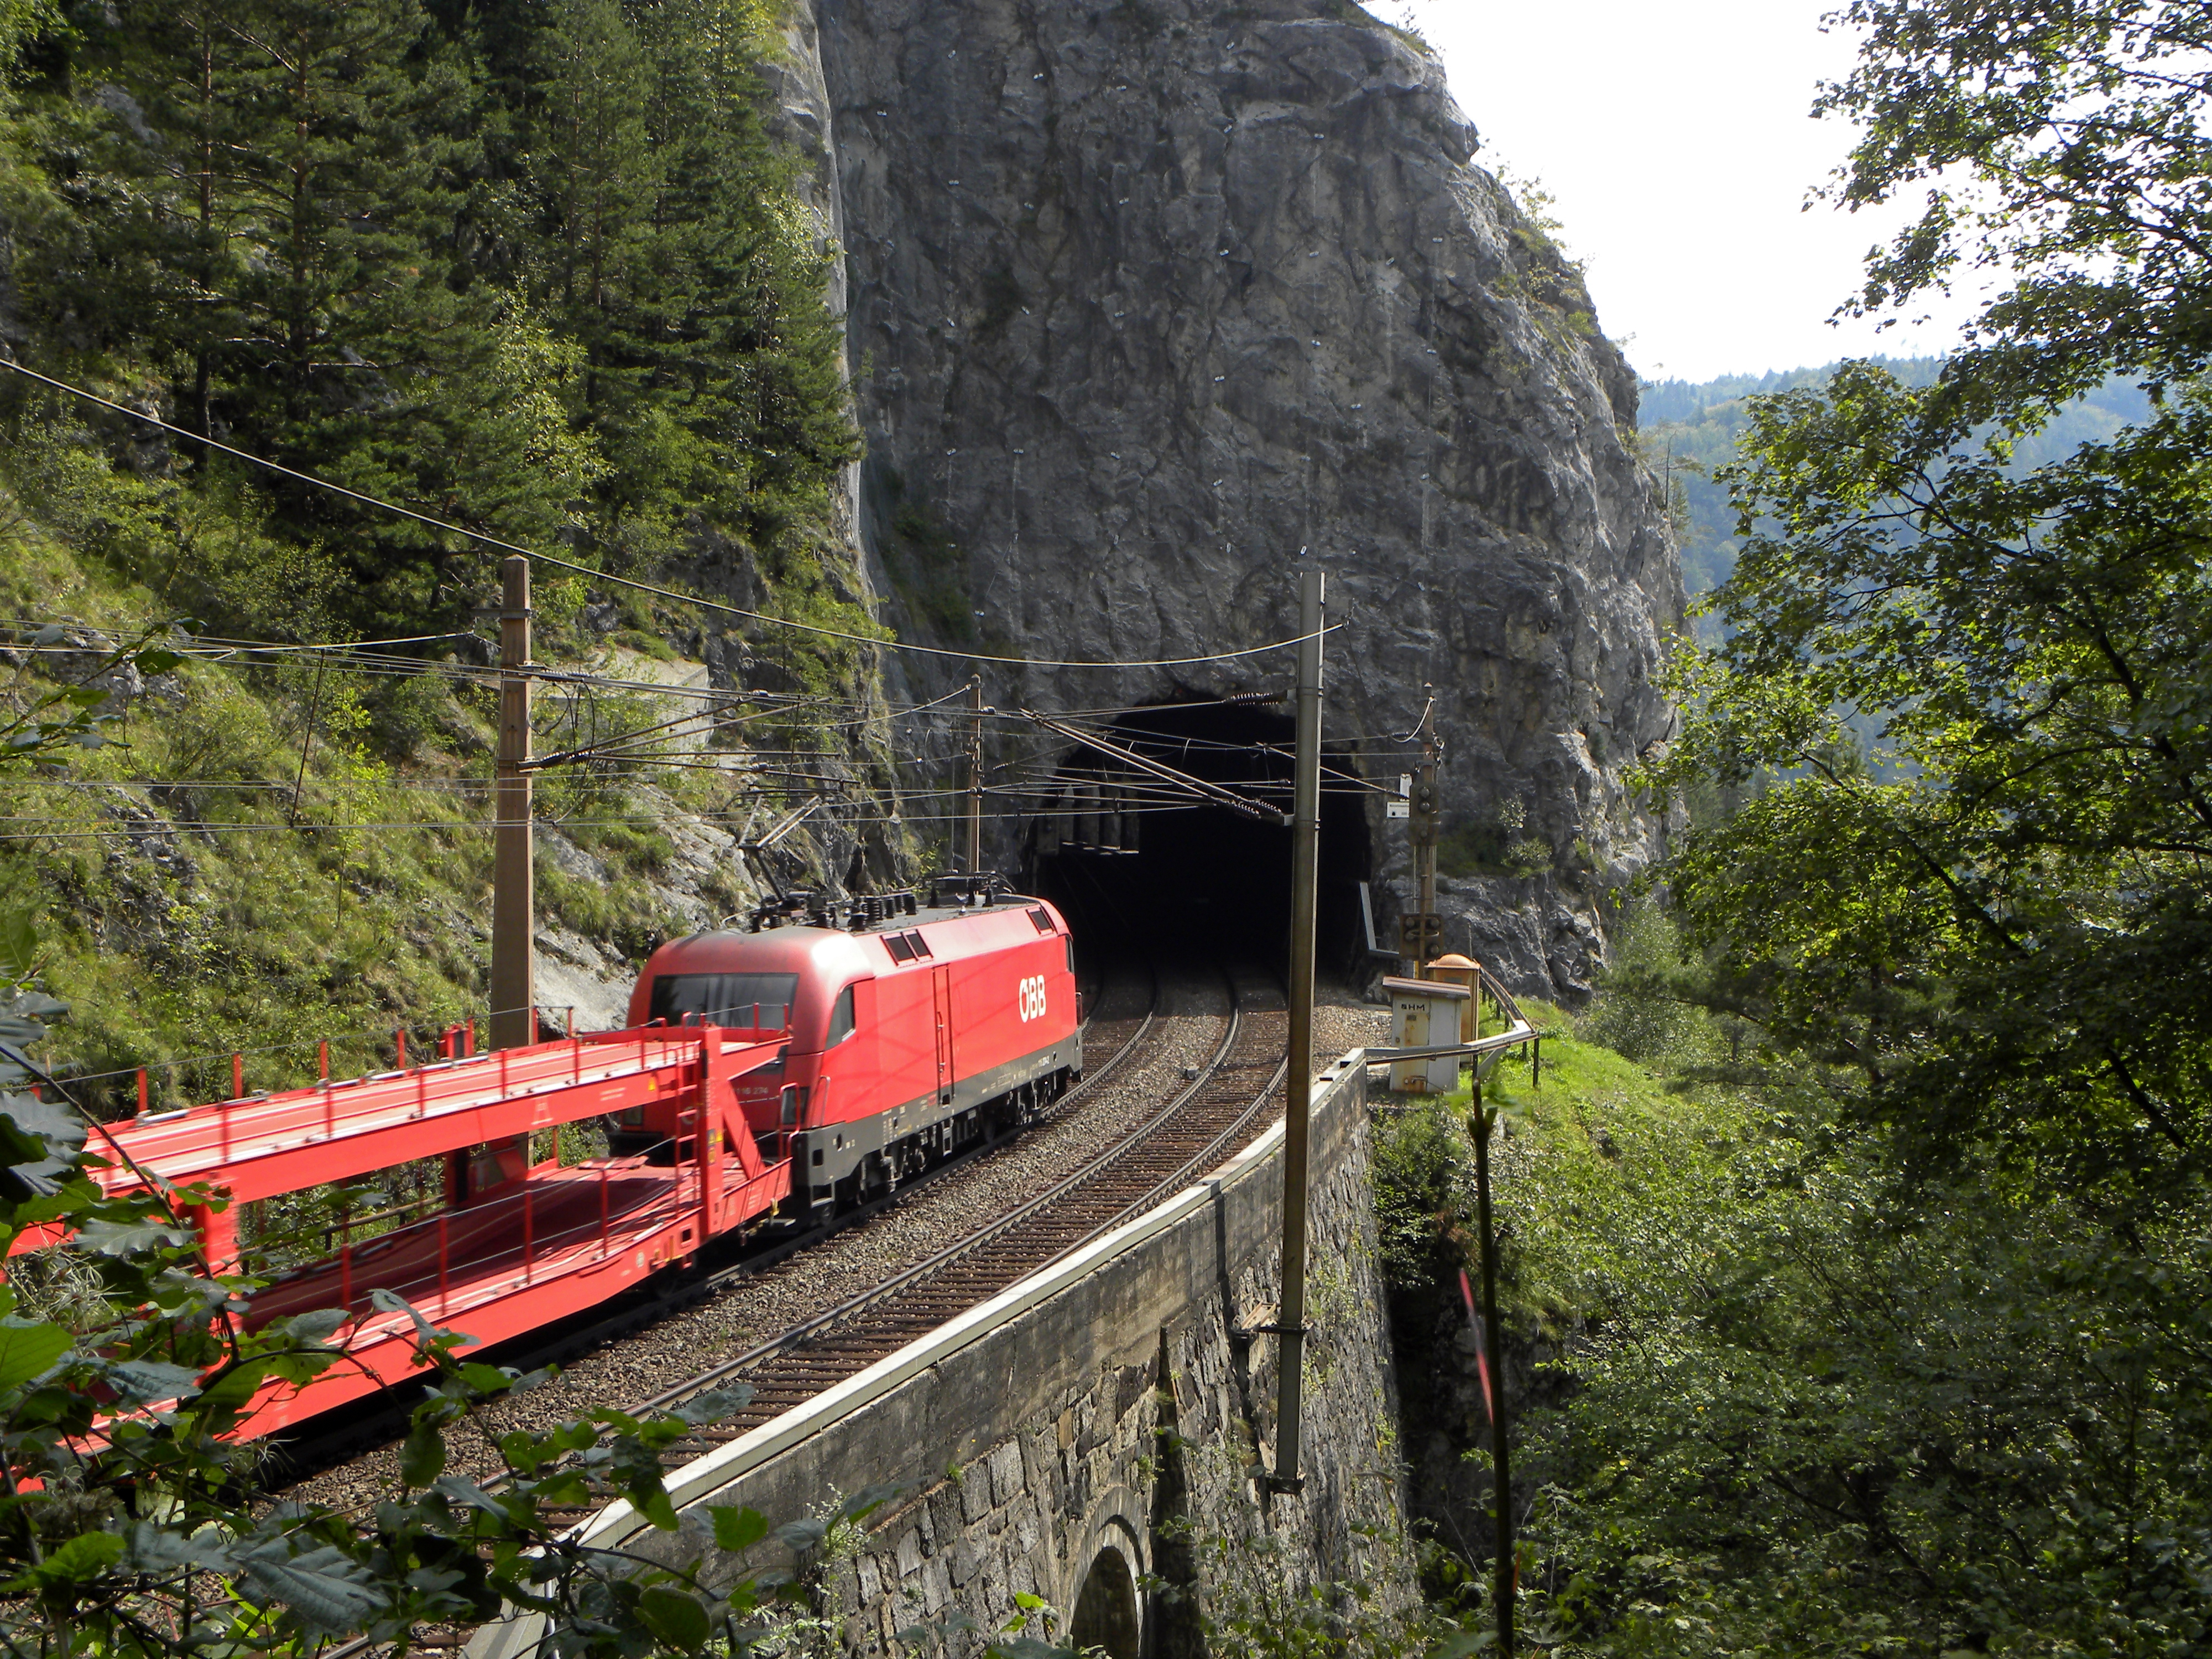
(619, 880, 1082, 1214)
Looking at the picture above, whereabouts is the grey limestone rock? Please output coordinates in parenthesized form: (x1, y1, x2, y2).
(767, 0, 1684, 1000)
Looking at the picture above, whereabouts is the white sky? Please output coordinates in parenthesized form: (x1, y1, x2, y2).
(1393, 0, 1984, 383)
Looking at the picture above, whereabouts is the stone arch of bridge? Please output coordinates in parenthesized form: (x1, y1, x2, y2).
(1061, 1490, 1147, 1658)
(1070, 1541, 1141, 1659)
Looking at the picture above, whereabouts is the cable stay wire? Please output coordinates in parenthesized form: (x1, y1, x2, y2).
(5, 627, 1285, 719)
(7, 639, 1041, 747)
(0, 757, 1405, 838)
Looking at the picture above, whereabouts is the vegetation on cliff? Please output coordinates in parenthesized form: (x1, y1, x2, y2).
(0, 0, 863, 647)
(1637, 361, 2153, 599)
(0, 0, 897, 1106)
(1380, 907, 2212, 1655)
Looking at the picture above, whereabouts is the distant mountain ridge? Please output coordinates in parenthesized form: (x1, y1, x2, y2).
(1640, 358, 2154, 597)
(1639, 357, 1945, 427)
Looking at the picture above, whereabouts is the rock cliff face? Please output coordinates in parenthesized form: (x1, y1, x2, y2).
(769, 0, 1683, 999)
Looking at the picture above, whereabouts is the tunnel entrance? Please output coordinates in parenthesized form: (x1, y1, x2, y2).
(1023, 702, 1374, 977)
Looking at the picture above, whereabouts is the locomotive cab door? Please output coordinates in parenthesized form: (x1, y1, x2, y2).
(932, 965, 954, 1104)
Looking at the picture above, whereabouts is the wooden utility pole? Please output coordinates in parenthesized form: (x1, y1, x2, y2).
(1272, 566, 1324, 1493)
(490, 556, 535, 1050)
(1473, 1074, 1515, 1655)
(1414, 711, 1441, 972)
(967, 676, 984, 875)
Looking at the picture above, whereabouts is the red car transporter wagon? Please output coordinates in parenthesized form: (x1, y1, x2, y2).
(19, 881, 1078, 1439)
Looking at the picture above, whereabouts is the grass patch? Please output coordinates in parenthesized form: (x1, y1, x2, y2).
(0, 482, 766, 1116)
(1373, 980, 1767, 1335)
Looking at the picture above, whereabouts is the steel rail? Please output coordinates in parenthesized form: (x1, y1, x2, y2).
(627, 963, 1253, 1424)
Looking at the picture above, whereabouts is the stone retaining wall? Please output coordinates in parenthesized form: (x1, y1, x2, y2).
(619, 1051, 1414, 1655)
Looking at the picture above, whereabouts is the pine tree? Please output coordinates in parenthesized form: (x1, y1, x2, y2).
(517, 0, 855, 568)
(1, 0, 857, 636)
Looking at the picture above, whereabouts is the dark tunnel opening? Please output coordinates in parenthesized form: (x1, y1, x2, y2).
(1021, 703, 1375, 980)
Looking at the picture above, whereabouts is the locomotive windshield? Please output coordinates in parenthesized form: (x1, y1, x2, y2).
(648, 972, 801, 1032)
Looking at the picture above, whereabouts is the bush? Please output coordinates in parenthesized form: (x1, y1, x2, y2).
(1575, 902, 1715, 1068)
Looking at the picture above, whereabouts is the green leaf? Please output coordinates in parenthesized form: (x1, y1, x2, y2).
(774, 1518, 827, 1553)
(839, 1482, 902, 1522)
(0, 1089, 84, 1151)
(126, 1523, 235, 1574)
(189, 1355, 280, 1421)
(521, 1470, 591, 1510)
(0, 1319, 72, 1388)
(637, 1585, 711, 1653)
(101, 1357, 202, 1402)
(367, 1286, 441, 1348)
(233, 1534, 387, 1631)
(284, 1308, 350, 1346)
(75, 1216, 191, 1256)
(432, 1474, 511, 1518)
(708, 1505, 769, 1553)
(671, 1381, 754, 1426)
(457, 1361, 515, 1395)
(605, 1432, 680, 1530)
(5, 1528, 124, 1591)
(401, 1419, 447, 1488)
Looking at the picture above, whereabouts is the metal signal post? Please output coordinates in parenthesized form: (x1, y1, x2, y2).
(967, 676, 985, 874)
(1402, 686, 1443, 973)
(1272, 566, 1324, 1494)
(491, 556, 535, 1050)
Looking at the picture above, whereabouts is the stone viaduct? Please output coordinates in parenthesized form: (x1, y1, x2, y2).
(477, 1050, 1414, 1656)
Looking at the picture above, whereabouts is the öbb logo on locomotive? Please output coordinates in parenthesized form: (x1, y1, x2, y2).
(65, 886, 1084, 1440)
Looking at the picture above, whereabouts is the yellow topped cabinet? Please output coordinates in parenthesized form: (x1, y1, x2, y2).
(1383, 974, 1471, 1094)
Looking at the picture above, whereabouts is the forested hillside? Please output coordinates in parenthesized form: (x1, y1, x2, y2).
(1, 0, 863, 646)
(1640, 358, 2153, 597)
(1476, 2, 2212, 1651)
(0, 0, 888, 1103)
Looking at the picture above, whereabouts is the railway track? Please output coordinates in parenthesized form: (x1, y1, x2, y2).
(319, 959, 1296, 1658)
(609, 962, 1285, 1480)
